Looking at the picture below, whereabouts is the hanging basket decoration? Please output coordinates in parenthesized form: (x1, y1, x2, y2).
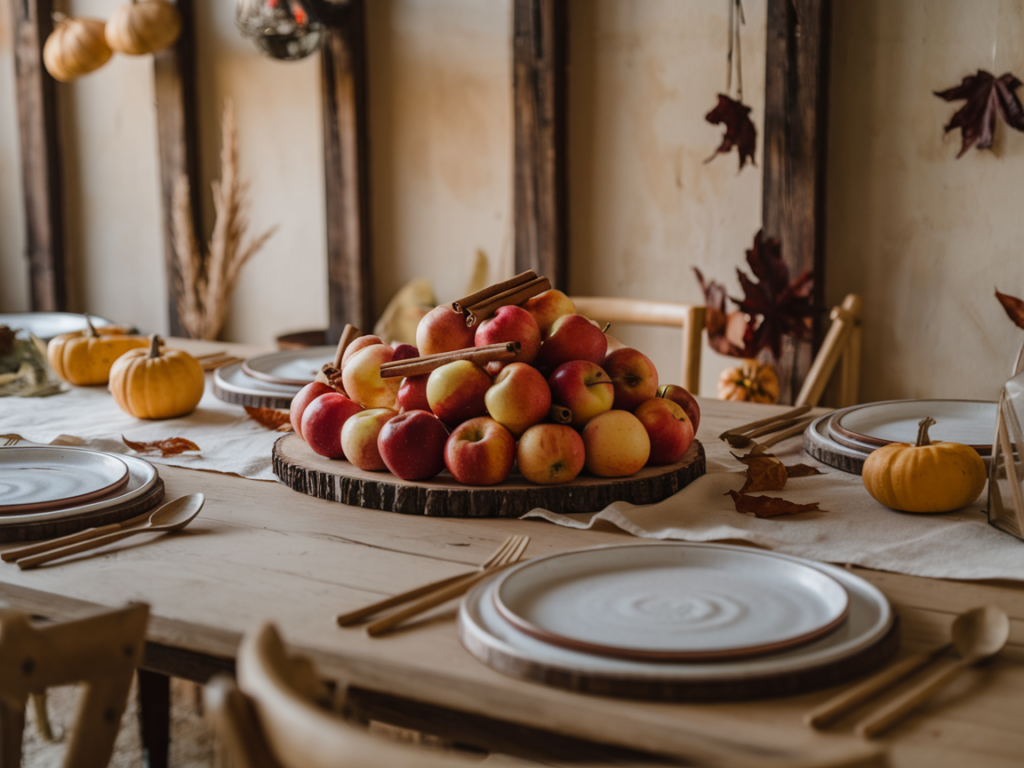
(105, 0, 182, 56)
(235, 0, 325, 61)
(935, 70, 1024, 158)
(43, 15, 113, 82)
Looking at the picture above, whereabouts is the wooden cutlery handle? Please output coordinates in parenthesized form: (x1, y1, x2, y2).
(2, 523, 123, 562)
(336, 571, 475, 626)
(718, 405, 812, 440)
(854, 658, 967, 738)
(366, 567, 503, 637)
(17, 527, 146, 569)
(760, 417, 817, 448)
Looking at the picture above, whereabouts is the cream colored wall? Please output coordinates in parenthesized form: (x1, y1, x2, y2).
(0, 0, 29, 312)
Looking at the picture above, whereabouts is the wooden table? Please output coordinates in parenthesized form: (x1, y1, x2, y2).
(1, 339, 1022, 768)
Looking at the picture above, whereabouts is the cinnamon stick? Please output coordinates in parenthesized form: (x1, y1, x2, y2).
(452, 270, 537, 315)
(379, 342, 520, 379)
(548, 405, 572, 425)
(333, 324, 360, 367)
(465, 276, 551, 328)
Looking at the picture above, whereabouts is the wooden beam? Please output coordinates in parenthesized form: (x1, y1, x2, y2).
(320, 0, 374, 343)
(513, 0, 568, 289)
(153, 0, 201, 337)
(11, 0, 66, 312)
(762, 0, 831, 403)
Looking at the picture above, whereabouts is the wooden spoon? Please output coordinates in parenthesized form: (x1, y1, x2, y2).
(17, 494, 205, 569)
(855, 605, 1010, 738)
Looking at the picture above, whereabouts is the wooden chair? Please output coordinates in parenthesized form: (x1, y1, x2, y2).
(796, 294, 863, 408)
(0, 603, 149, 768)
(570, 297, 705, 394)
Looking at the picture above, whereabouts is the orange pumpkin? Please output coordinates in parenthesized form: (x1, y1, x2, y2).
(47, 317, 148, 386)
(717, 360, 780, 403)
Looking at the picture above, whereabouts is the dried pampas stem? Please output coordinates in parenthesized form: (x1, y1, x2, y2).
(173, 100, 277, 339)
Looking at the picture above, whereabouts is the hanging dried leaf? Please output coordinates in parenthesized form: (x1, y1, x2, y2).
(731, 450, 787, 493)
(122, 436, 201, 457)
(733, 230, 814, 360)
(705, 94, 757, 169)
(784, 463, 825, 478)
(245, 406, 293, 431)
(694, 268, 751, 357)
(727, 490, 821, 519)
(935, 71, 1024, 158)
(996, 290, 1024, 331)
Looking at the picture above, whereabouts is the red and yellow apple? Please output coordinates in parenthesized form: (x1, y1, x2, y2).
(415, 305, 475, 356)
(341, 335, 383, 368)
(516, 424, 586, 485)
(300, 393, 363, 459)
(342, 344, 401, 409)
(396, 373, 431, 413)
(444, 417, 516, 485)
(603, 347, 659, 411)
(474, 305, 541, 366)
(658, 384, 701, 434)
(484, 362, 552, 438)
(522, 289, 576, 338)
(581, 409, 651, 477)
(548, 361, 614, 428)
(340, 408, 397, 471)
(633, 397, 694, 465)
(377, 410, 449, 480)
(289, 381, 334, 439)
(426, 360, 492, 426)
(535, 314, 608, 371)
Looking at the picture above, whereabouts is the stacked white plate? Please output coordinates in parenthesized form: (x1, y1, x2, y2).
(0, 312, 115, 340)
(458, 543, 894, 700)
(213, 346, 335, 408)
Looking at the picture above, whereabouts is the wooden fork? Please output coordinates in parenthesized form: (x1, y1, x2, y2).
(1, 434, 25, 447)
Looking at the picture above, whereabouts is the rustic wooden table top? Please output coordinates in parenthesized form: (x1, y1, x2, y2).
(1, 339, 1021, 768)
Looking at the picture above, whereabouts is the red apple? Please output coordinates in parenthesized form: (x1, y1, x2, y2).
(377, 410, 449, 480)
(522, 289, 576, 338)
(658, 384, 701, 435)
(415, 305, 476, 357)
(396, 374, 431, 413)
(581, 410, 650, 477)
(341, 335, 384, 368)
(342, 344, 401, 409)
(633, 397, 694, 465)
(484, 362, 551, 438)
(426, 360, 492, 426)
(300, 393, 363, 459)
(535, 314, 607, 372)
(290, 381, 334, 439)
(548, 361, 614, 428)
(444, 417, 515, 485)
(603, 347, 659, 411)
(340, 408, 397, 471)
(391, 343, 420, 362)
(474, 305, 541, 367)
(516, 424, 586, 485)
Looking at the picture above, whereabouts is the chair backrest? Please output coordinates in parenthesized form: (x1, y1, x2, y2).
(0, 603, 149, 768)
(570, 297, 705, 394)
(796, 294, 863, 408)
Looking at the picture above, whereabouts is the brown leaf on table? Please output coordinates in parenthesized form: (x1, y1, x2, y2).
(122, 436, 201, 457)
(727, 491, 821, 519)
(244, 406, 294, 432)
(705, 94, 757, 170)
(731, 450, 788, 493)
(995, 290, 1024, 331)
(694, 267, 751, 357)
(732, 230, 815, 360)
(935, 71, 1024, 158)
(785, 463, 825, 478)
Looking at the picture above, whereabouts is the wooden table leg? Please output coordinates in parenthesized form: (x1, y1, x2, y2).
(137, 669, 170, 768)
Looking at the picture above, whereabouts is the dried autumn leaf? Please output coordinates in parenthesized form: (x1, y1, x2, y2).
(0, 326, 14, 357)
(785, 463, 825, 478)
(935, 70, 1024, 158)
(694, 267, 751, 357)
(705, 94, 757, 170)
(995, 290, 1024, 331)
(244, 406, 293, 432)
(731, 450, 788, 493)
(727, 490, 821, 519)
(122, 436, 201, 457)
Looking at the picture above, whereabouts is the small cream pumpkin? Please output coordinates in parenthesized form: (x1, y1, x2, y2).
(43, 16, 112, 82)
(105, 0, 182, 55)
(47, 316, 148, 386)
(109, 334, 204, 420)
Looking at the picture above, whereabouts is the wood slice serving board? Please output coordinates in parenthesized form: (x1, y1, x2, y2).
(273, 433, 706, 518)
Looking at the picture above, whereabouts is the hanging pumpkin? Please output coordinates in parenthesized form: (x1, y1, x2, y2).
(47, 316, 148, 386)
(109, 334, 205, 419)
(105, 0, 182, 56)
(862, 417, 987, 513)
(717, 359, 780, 403)
(43, 16, 113, 82)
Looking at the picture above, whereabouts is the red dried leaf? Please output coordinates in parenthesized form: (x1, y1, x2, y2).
(705, 94, 757, 169)
(785, 463, 825, 478)
(935, 71, 1024, 158)
(996, 290, 1024, 331)
(731, 450, 788, 493)
(732, 231, 814, 360)
(727, 490, 821, 519)
(244, 406, 294, 432)
(694, 267, 751, 357)
(122, 436, 201, 457)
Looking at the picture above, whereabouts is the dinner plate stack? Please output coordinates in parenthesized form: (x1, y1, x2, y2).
(458, 543, 897, 701)
(804, 399, 997, 475)
(213, 346, 336, 409)
(0, 446, 164, 542)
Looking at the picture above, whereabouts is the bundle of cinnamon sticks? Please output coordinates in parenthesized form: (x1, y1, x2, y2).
(452, 271, 550, 328)
(379, 342, 521, 380)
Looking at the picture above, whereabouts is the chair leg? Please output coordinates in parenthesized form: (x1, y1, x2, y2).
(30, 692, 54, 741)
(137, 670, 170, 768)
(0, 700, 26, 768)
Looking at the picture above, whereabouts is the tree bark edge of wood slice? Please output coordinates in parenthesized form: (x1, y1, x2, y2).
(273, 433, 706, 518)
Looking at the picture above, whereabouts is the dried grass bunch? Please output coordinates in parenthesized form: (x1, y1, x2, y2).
(173, 101, 277, 339)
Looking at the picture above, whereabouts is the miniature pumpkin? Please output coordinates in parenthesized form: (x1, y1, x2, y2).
(862, 417, 987, 513)
(47, 316, 148, 386)
(717, 360, 780, 403)
(109, 335, 204, 419)
(43, 16, 112, 82)
(105, 0, 182, 55)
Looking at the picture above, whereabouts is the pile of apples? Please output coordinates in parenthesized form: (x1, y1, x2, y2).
(289, 289, 700, 486)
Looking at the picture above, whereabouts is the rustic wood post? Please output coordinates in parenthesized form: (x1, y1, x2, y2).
(11, 0, 66, 312)
(153, 0, 201, 337)
(513, 0, 568, 289)
(320, 0, 374, 344)
(762, 0, 831, 403)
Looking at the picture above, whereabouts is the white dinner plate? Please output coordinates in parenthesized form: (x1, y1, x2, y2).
(459, 543, 893, 684)
(0, 450, 157, 525)
(0, 447, 129, 513)
(834, 400, 996, 453)
(241, 346, 335, 387)
(0, 312, 115, 340)
(492, 545, 850, 661)
(213, 362, 303, 397)
(803, 413, 872, 475)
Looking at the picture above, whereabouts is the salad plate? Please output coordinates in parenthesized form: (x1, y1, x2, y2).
(0, 447, 129, 513)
